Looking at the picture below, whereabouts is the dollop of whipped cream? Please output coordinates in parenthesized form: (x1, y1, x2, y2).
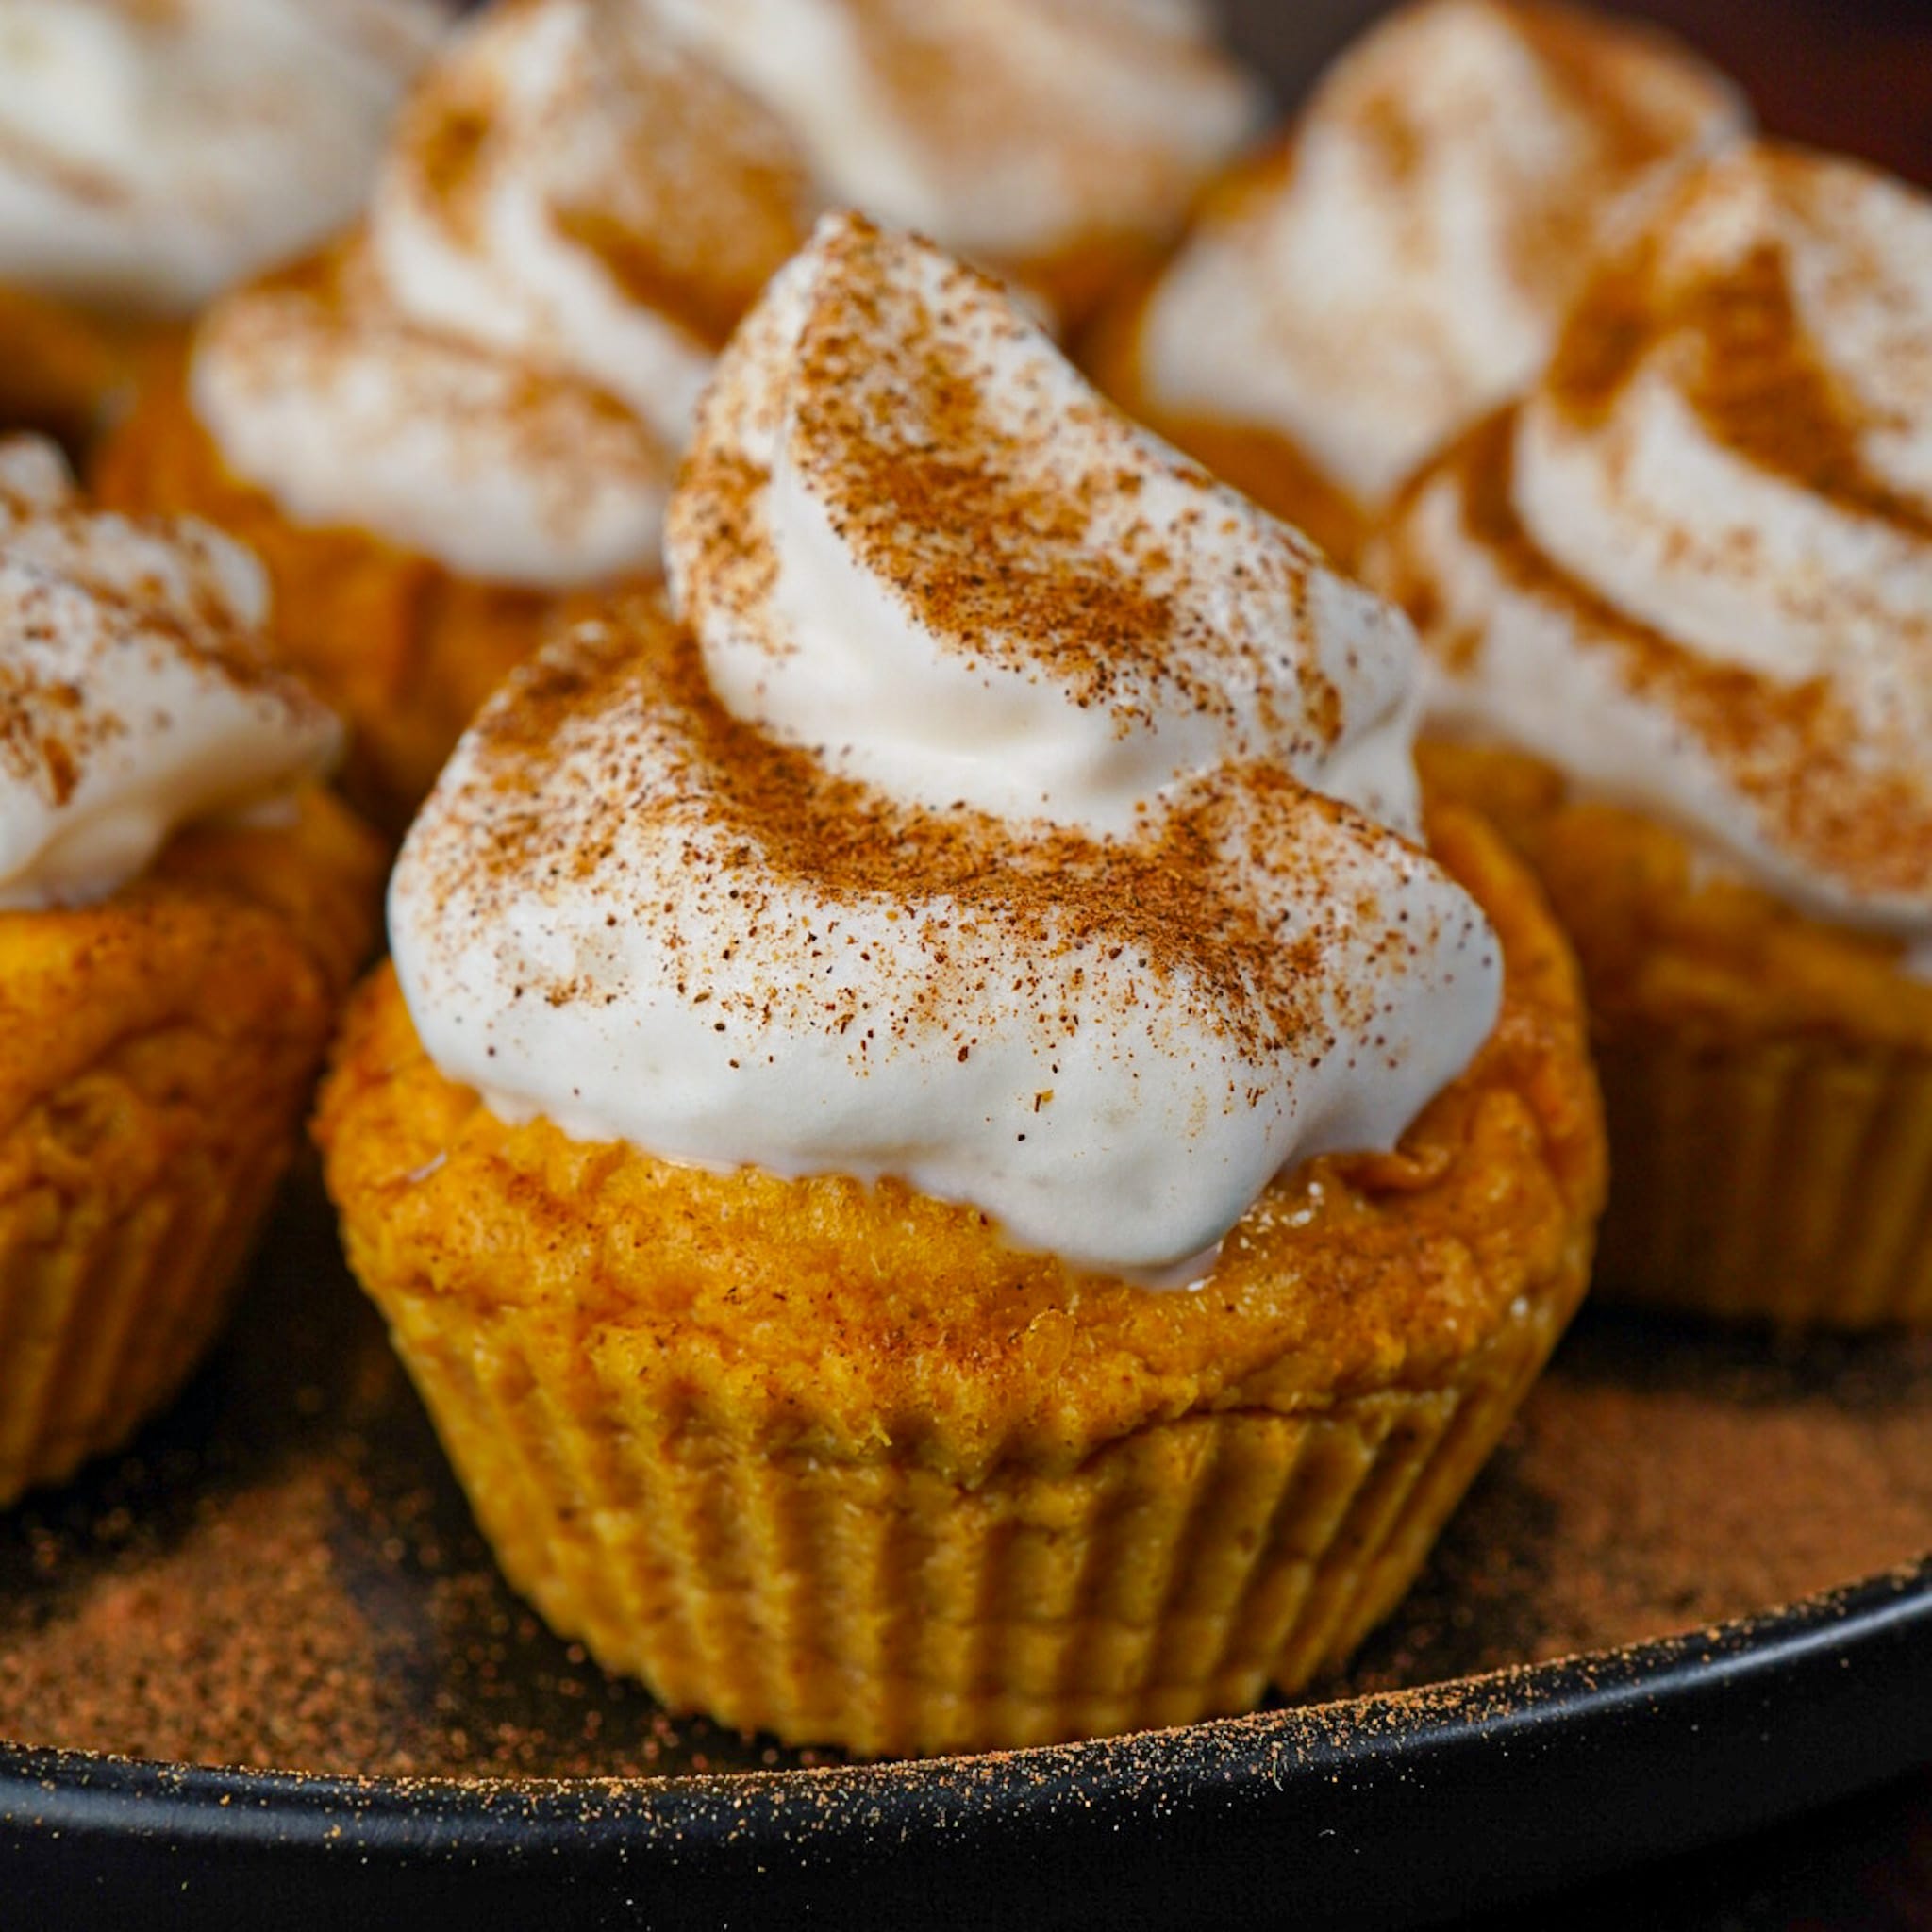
(1374, 142, 1932, 935)
(191, 0, 812, 587)
(0, 0, 443, 315)
(1135, 0, 1746, 508)
(0, 437, 341, 910)
(645, 0, 1263, 273)
(390, 216, 1501, 1281)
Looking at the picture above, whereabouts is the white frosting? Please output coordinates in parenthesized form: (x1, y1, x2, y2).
(0, 437, 341, 909)
(671, 221, 1426, 839)
(391, 218, 1502, 1280)
(1379, 144, 1932, 935)
(1137, 0, 1746, 508)
(189, 0, 1257, 579)
(0, 0, 442, 315)
(191, 247, 674, 588)
(192, 0, 810, 587)
(644, 0, 1263, 267)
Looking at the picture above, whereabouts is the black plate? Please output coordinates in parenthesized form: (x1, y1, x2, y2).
(4, 1560, 1930, 1930)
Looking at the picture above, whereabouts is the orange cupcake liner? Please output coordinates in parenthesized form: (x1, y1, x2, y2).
(368, 1269, 1577, 1757)
(1414, 739, 1932, 1329)
(0, 792, 384, 1507)
(0, 1106, 292, 1503)
(1595, 1028, 1932, 1329)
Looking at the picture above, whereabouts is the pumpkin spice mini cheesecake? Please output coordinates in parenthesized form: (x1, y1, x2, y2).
(1370, 141, 1932, 1328)
(1085, 0, 1745, 562)
(0, 0, 444, 449)
(317, 215, 1605, 1757)
(634, 0, 1265, 333)
(0, 436, 383, 1507)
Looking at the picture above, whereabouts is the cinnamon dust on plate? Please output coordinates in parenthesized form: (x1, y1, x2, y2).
(1, 1179, 1929, 1775)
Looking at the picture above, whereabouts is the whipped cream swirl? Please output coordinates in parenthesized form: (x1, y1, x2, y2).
(0, 437, 341, 910)
(192, 0, 811, 587)
(645, 0, 1263, 276)
(1135, 0, 1745, 508)
(391, 217, 1500, 1280)
(1375, 143, 1932, 934)
(0, 0, 442, 315)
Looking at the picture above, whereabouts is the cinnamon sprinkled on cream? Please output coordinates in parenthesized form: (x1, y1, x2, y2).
(1374, 142, 1932, 933)
(391, 218, 1500, 1280)
(0, 0, 441, 315)
(643, 0, 1262, 285)
(0, 436, 340, 908)
(420, 606, 1368, 1077)
(1130, 0, 1746, 509)
(191, 0, 811, 586)
(673, 218, 1407, 836)
(192, 242, 673, 587)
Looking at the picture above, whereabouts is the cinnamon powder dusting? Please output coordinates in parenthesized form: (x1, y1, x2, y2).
(687, 224, 1342, 754)
(549, 38, 812, 351)
(836, 0, 1244, 253)
(1497, 0, 1736, 306)
(0, 454, 321, 809)
(1445, 415, 1932, 903)
(794, 258, 1185, 719)
(414, 101, 491, 242)
(426, 602, 1381, 1078)
(1350, 1315, 1932, 1686)
(199, 240, 673, 554)
(1551, 221, 1932, 546)
(5, 1240, 1927, 1779)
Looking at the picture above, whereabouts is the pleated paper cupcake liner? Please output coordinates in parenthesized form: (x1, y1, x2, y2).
(374, 1268, 1579, 1758)
(0, 1095, 293, 1506)
(1595, 1028, 1932, 1328)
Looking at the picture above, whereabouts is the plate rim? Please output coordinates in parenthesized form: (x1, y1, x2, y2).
(3, 1550, 1925, 1810)
(6, 1556, 1928, 1927)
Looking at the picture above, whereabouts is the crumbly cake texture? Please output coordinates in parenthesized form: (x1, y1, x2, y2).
(92, 330, 601, 831)
(0, 789, 385, 1506)
(1420, 741, 1932, 1328)
(316, 796, 1603, 1755)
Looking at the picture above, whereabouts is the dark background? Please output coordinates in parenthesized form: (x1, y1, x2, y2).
(1220, 0, 1932, 189)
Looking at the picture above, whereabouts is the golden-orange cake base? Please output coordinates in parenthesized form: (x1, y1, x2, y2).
(92, 356, 627, 830)
(1080, 275, 1370, 566)
(0, 283, 150, 457)
(316, 804, 1603, 1757)
(0, 791, 384, 1506)
(1421, 740, 1932, 1328)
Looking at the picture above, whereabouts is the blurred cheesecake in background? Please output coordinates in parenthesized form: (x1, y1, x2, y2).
(0, 0, 448, 446)
(1087, 0, 1745, 560)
